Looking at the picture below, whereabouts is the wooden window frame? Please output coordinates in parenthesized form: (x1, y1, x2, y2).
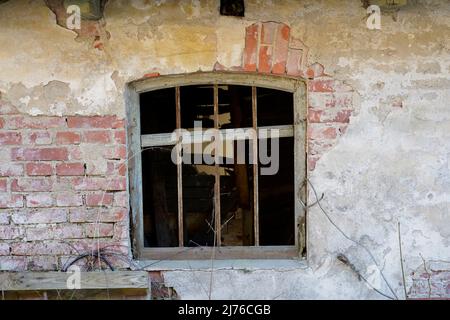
(126, 72, 307, 260)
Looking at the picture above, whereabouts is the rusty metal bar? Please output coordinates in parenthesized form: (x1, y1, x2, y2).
(175, 86, 184, 247)
(252, 86, 259, 246)
(214, 84, 221, 247)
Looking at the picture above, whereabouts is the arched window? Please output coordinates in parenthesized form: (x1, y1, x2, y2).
(126, 72, 307, 260)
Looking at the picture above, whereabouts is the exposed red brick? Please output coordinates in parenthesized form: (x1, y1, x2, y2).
(0, 257, 27, 271)
(261, 22, 277, 45)
(148, 271, 176, 299)
(8, 116, 66, 129)
(112, 118, 125, 129)
(82, 130, 111, 144)
(280, 24, 290, 41)
(26, 131, 52, 145)
(11, 147, 68, 161)
(105, 162, 115, 176)
(337, 125, 348, 136)
(85, 223, 114, 238)
(258, 46, 273, 73)
(103, 145, 127, 160)
(272, 24, 290, 74)
(26, 193, 54, 208)
(56, 163, 85, 176)
(26, 163, 53, 176)
(0, 194, 23, 208)
(66, 116, 117, 129)
(309, 79, 353, 93)
(69, 207, 127, 223)
(332, 110, 352, 123)
(286, 48, 303, 76)
(0, 102, 19, 115)
(0, 226, 21, 240)
(93, 40, 104, 50)
(0, 117, 4, 129)
(84, 161, 108, 176)
(308, 156, 319, 171)
(309, 79, 335, 92)
(113, 130, 126, 144)
(0, 132, 22, 145)
(307, 62, 325, 78)
(12, 209, 67, 224)
(113, 222, 129, 241)
(70, 239, 126, 254)
(0, 164, 24, 177)
(113, 191, 128, 207)
(309, 92, 353, 110)
(308, 109, 323, 123)
(0, 179, 6, 192)
(0, 212, 9, 224)
(143, 72, 160, 78)
(106, 177, 127, 191)
(56, 131, 81, 145)
(26, 224, 84, 241)
(118, 163, 127, 176)
(213, 61, 226, 71)
(309, 126, 338, 140)
(392, 99, 403, 108)
(11, 241, 74, 256)
(106, 161, 127, 176)
(71, 177, 126, 191)
(149, 271, 164, 284)
(56, 192, 83, 207)
(67, 146, 82, 160)
(71, 177, 104, 191)
(243, 23, 259, 72)
(305, 68, 315, 79)
(11, 178, 53, 192)
(26, 256, 59, 271)
(0, 243, 9, 255)
(308, 107, 352, 124)
(85, 193, 114, 207)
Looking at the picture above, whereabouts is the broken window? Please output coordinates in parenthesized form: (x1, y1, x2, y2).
(128, 73, 306, 260)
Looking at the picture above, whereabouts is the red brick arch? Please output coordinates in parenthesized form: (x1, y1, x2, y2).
(0, 21, 358, 271)
(144, 22, 357, 172)
(212, 21, 357, 171)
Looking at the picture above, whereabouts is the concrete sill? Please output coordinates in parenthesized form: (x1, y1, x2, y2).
(135, 258, 308, 271)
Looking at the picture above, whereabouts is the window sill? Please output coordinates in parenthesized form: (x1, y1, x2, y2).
(134, 258, 308, 271)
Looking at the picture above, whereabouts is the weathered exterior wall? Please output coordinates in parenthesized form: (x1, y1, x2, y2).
(0, 0, 449, 299)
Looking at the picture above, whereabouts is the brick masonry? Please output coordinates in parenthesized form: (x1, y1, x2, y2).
(0, 21, 356, 272)
(1, 16, 445, 299)
(408, 262, 450, 299)
(214, 21, 358, 171)
(0, 101, 129, 271)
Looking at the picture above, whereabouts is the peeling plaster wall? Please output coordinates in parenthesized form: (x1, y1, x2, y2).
(0, 0, 449, 299)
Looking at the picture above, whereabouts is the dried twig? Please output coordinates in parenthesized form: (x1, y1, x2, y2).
(337, 254, 395, 300)
(397, 221, 408, 299)
(419, 253, 432, 298)
(307, 179, 399, 299)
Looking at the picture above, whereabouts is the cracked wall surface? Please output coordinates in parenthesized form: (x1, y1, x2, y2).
(0, 0, 449, 299)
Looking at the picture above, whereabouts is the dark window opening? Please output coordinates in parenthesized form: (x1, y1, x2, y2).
(220, 0, 245, 17)
(139, 84, 297, 251)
